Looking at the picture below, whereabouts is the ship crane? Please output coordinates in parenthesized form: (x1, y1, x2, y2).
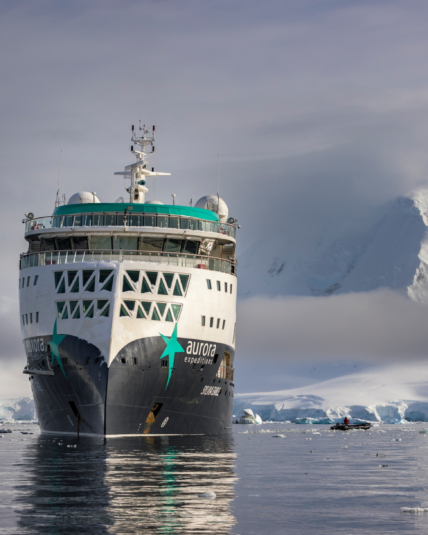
(114, 122, 170, 204)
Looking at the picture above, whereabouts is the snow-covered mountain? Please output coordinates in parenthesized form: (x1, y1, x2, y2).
(234, 362, 428, 423)
(238, 189, 428, 301)
(0, 397, 36, 421)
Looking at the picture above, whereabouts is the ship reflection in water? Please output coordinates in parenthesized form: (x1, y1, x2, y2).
(15, 434, 237, 534)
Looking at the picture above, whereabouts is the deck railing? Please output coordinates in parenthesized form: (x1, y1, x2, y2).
(19, 249, 237, 275)
(25, 213, 236, 238)
(216, 365, 234, 381)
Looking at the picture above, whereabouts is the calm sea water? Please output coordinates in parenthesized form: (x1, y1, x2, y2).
(1, 423, 428, 533)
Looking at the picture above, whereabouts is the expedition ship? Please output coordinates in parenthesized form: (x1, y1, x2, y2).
(19, 124, 237, 436)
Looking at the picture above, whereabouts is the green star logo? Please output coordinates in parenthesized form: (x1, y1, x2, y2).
(47, 320, 67, 379)
(159, 323, 184, 389)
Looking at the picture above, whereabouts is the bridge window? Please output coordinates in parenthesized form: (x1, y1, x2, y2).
(171, 304, 182, 321)
(100, 270, 113, 283)
(139, 237, 164, 252)
(179, 274, 189, 292)
(72, 236, 88, 250)
(173, 281, 182, 296)
(89, 236, 112, 250)
(40, 238, 55, 252)
(164, 239, 181, 253)
(182, 240, 199, 255)
(126, 270, 139, 283)
(57, 302, 67, 319)
(55, 237, 71, 251)
(113, 236, 138, 250)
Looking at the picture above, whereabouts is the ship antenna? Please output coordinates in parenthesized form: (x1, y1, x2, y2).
(217, 113, 220, 214)
(55, 125, 64, 208)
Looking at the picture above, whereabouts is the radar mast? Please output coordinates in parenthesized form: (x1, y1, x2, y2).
(114, 121, 170, 204)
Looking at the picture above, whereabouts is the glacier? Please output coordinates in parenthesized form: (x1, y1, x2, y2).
(234, 362, 428, 423)
(0, 397, 36, 422)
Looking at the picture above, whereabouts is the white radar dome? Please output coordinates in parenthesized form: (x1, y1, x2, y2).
(195, 195, 228, 223)
(144, 200, 164, 205)
(68, 192, 100, 205)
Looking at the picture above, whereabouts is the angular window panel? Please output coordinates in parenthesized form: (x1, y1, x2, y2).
(85, 277, 95, 293)
(68, 271, 78, 286)
(54, 272, 63, 289)
(57, 278, 66, 294)
(101, 277, 113, 292)
(89, 236, 112, 250)
(139, 237, 164, 252)
(57, 302, 66, 318)
(73, 236, 88, 250)
(141, 277, 151, 294)
(120, 305, 130, 317)
(72, 306, 80, 319)
(163, 239, 181, 253)
(100, 305, 110, 318)
(181, 240, 198, 255)
(124, 300, 135, 311)
(151, 306, 160, 321)
(165, 309, 173, 322)
(158, 278, 168, 295)
(62, 307, 69, 320)
(157, 303, 166, 316)
(146, 272, 158, 286)
(70, 301, 78, 315)
(85, 304, 94, 318)
(83, 270, 95, 286)
(55, 237, 71, 250)
(113, 235, 138, 250)
(136, 306, 145, 319)
(99, 270, 113, 283)
(179, 274, 189, 292)
(141, 301, 151, 315)
(122, 276, 134, 292)
(171, 304, 182, 321)
(83, 300, 93, 313)
(70, 277, 80, 293)
(173, 281, 182, 296)
(163, 273, 174, 289)
(97, 300, 108, 310)
(126, 270, 139, 283)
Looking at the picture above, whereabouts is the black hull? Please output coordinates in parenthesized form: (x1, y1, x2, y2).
(29, 335, 235, 436)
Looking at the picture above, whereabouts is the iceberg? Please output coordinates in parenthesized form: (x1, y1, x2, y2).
(0, 397, 36, 422)
(235, 408, 262, 425)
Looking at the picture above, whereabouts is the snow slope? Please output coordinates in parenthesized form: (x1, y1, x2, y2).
(238, 190, 428, 300)
(234, 362, 428, 423)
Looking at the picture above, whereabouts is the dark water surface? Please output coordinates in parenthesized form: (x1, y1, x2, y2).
(2, 423, 428, 533)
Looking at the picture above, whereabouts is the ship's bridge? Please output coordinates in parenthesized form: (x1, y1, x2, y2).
(21, 203, 237, 276)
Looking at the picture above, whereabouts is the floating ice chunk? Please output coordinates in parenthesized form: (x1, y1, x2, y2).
(305, 438, 312, 441)
(342, 446, 348, 449)
(272, 434, 286, 438)
(198, 491, 216, 499)
(401, 507, 428, 513)
(309, 450, 314, 453)
(392, 438, 401, 442)
(376, 453, 387, 457)
(379, 465, 388, 467)
(419, 429, 428, 434)
(239, 430, 249, 434)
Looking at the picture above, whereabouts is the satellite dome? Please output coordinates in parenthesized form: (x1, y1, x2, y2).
(68, 192, 100, 205)
(195, 195, 228, 223)
(144, 200, 164, 205)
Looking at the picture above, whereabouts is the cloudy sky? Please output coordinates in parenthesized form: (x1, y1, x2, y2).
(2, 0, 428, 397)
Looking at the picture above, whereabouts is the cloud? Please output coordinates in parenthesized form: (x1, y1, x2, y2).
(237, 289, 428, 362)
